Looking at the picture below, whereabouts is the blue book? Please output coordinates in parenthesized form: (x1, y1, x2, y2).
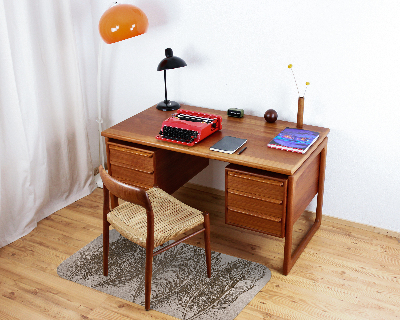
(267, 127, 319, 154)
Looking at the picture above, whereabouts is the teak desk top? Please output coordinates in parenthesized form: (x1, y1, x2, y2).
(102, 104, 330, 176)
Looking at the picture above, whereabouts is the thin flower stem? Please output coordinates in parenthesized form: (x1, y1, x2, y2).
(290, 69, 299, 96)
(303, 82, 310, 97)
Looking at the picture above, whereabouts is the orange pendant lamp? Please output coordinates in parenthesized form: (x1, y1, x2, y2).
(99, 3, 148, 44)
(95, 3, 148, 188)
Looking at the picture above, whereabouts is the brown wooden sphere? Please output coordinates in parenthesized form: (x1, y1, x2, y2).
(264, 109, 278, 123)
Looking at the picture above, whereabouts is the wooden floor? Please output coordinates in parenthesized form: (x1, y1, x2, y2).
(1, 184, 400, 320)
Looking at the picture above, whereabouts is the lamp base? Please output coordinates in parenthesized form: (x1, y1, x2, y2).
(156, 100, 180, 111)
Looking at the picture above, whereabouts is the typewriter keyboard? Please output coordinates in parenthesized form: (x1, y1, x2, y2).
(159, 126, 199, 144)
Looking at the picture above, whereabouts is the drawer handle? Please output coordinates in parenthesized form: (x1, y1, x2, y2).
(228, 190, 283, 205)
(110, 145, 153, 158)
(228, 172, 283, 187)
(229, 207, 282, 222)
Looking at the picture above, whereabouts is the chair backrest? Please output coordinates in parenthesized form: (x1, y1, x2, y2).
(99, 165, 152, 212)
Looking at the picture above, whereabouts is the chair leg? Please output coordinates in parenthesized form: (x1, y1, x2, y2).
(203, 212, 212, 278)
(103, 219, 110, 276)
(103, 186, 111, 277)
(145, 244, 154, 311)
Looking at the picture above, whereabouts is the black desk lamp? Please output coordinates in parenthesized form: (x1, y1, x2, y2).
(156, 48, 187, 111)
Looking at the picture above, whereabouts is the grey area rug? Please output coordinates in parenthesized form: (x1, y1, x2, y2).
(57, 229, 271, 320)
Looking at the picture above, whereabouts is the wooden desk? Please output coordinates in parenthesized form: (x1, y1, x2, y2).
(102, 104, 329, 275)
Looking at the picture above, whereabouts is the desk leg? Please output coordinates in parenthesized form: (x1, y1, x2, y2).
(283, 144, 327, 275)
(105, 137, 119, 209)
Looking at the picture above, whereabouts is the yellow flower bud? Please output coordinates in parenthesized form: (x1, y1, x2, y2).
(306, 82, 310, 85)
(288, 64, 292, 68)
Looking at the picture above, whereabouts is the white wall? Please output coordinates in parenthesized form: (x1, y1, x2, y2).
(79, 0, 400, 232)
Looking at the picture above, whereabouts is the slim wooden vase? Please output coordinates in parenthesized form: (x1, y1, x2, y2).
(297, 97, 304, 129)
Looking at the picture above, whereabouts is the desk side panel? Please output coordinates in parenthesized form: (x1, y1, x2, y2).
(290, 139, 327, 222)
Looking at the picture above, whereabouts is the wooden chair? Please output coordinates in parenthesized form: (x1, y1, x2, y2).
(99, 166, 211, 311)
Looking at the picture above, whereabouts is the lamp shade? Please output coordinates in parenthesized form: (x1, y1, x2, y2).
(99, 4, 148, 44)
(157, 48, 187, 71)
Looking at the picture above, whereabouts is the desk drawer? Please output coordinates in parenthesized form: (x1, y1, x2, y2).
(226, 208, 283, 237)
(106, 139, 209, 194)
(227, 190, 283, 221)
(111, 164, 153, 190)
(226, 170, 285, 201)
(109, 143, 154, 173)
(225, 164, 287, 237)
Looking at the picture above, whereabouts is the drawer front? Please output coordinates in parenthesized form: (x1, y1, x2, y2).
(226, 170, 285, 201)
(226, 208, 283, 237)
(225, 164, 287, 238)
(109, 144, 154, 173)
(111, 164, 154, 190)
(227, 191, 284, 221)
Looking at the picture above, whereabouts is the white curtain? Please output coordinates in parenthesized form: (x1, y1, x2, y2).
(0, 0, 96, 247)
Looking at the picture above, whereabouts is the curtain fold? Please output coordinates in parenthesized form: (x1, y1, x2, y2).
(0, 0, 96, 248)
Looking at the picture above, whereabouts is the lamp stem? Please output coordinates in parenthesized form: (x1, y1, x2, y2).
(95, 40, 106, 188)
(164, 69, 168, 103)
(96, 41, 105, 170)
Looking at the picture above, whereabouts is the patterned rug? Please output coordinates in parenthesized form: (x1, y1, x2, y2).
(57, 229, 271, 320)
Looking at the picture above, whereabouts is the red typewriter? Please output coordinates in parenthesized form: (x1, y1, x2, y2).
(156, 109, 222, 146)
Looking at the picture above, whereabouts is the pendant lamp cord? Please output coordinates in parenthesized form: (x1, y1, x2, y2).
(96, 40, 105, 171)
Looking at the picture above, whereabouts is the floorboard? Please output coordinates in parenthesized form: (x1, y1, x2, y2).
(0, 185, 399, 319)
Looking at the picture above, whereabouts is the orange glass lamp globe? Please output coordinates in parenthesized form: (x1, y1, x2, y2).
(99, 4, 148, 44)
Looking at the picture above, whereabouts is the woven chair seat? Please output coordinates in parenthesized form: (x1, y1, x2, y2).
(107, 187, 204, 248)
